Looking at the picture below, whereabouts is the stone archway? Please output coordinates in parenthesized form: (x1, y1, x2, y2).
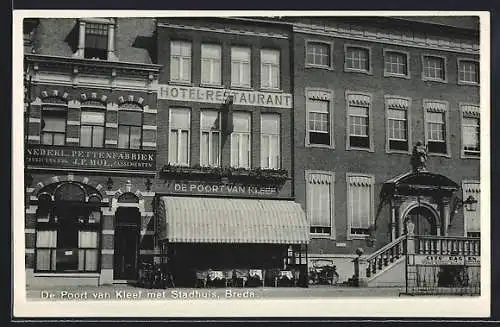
(403, 206, 439, 236)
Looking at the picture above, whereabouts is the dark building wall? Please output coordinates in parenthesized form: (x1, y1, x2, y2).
(292, 24, 480, 255)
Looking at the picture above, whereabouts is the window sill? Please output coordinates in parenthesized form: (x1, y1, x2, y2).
(310, 234, 334, 240)
(422, 77, 448, 84)
(305, 64, 334, 71)
(305, 143, 335, 150)
(230, 86, 253, 91)
(461, 154, 480, 160)
(383, 72, 410, 79)
(458, 81, 479, 86)
(168, 81, 193, 87)
(346, 146, 374, 153)
(427, 152, 451, 158)
(348, 234, 369, 240)
(259, 88, 283, 93)
(386, 149, 411, 155)
(200, 83, 224, 89)
(344, 68, 373, 75)
(33, 272, 100, 277)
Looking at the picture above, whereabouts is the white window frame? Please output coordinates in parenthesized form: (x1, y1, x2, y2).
(460, 103, 480, 159)
(345, 91, 374, 152)
(384, 95, 412, 154)
(305, 40, 334, 70)
(421, 54, 448, 83)
(260, 113, 281, 169)
(201, 44, 222, 86)
(346, 173, 375, 240)
(230, 111, 252, 169)
(457, 58, 480, 86)
(305, 88, 335, 149)
(168, 108, 191, 166)
(305, 170, 335, 239)
(423, 99, 450, 157)
(231, 46, 252, 88)
(383, 49, 410, 79)
(462, 180, 480, 237)
(344, 44, 372, 74)
(200, 110, 222, 167)
(170, 40, 192, 84)
(40, 101, 68, 146)
(260, 49, 280, 90)
(74, 18, 116, 61)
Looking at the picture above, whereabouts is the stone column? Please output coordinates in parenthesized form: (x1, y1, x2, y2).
(73, 21, 86, 58)
(405, 220, 417, 291)
(107, 23, 118, 61)
(441, 198, 451, 236)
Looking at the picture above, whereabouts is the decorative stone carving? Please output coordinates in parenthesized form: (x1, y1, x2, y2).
(411, 141, 428, 172)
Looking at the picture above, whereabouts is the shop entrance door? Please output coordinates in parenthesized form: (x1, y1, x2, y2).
(114, 207, 140, 280)
(404, 206, 438, 236)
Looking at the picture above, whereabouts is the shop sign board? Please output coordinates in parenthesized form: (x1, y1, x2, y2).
(25, 144, 156, 172)
(167, 181, 280, 196)
(414, 255, 480, 266)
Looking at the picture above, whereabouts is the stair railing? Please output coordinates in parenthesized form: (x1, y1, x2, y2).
(365, 235, 407, 278)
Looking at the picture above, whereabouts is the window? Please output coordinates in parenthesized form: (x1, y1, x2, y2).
(345, 46, 370, 72)
(385, 96, 410, 152)
(84, 23, 108, 59)
(463, 181, 480, 238)
(41, 105, 67, 146)
(461, 104, 480, 158)
(384, 50, 409, 77)
(80, 109, 105, 147)
(230, 112, 251, 168)
(118, 109, 142, 150)
(201, 44, 221, 86)
(347, 174, 375, 238)
(169, 108, 191, 166)
(260, 49, 280, 89)
(424, 100, 449, 155)
(422, 55, 446, 81)
(231, 47, 251, 87)
(260, 113, 280, 169)
(170, 41, 192, 83)
(346, 93, 372, 150)
(306, 42, 332, 68)
(458, 59, 479, 84)
(306, 89, 334, 147)
(200, 110, 221, 167)
(306, 171, 334, 237)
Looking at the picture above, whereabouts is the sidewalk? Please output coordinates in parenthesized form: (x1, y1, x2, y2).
(26, 284, 404, 300)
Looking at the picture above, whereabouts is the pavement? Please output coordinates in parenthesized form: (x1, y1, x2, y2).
(26, 284, 406, 300)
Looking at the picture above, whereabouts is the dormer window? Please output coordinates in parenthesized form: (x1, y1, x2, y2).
(73, 18, 117, 61)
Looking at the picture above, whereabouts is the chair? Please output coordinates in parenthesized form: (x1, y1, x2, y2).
(234, 268, 249, 287)
(195, 270, 208, 288)
(224, 269, 235, 287)
(265, 268, 280, 287)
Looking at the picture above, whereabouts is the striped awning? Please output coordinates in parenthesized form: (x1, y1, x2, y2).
(158, 196, 309, 244)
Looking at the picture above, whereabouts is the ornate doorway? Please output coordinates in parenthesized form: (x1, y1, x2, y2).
(404, 206, 438, 236)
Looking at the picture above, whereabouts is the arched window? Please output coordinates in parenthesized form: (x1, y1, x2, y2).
(80, 100, 106, 148)
(41, 97, 67, 145)
(118, 102, 142, 149)
(35, 182, 102, 273)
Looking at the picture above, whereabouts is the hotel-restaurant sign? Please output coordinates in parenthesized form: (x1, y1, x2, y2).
(25, 145, 156, 172)
(158, 85, 293, 109)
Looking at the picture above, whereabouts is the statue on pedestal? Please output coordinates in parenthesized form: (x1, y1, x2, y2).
(411, 141, 428, 172)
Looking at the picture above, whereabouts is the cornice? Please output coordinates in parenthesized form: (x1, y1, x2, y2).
(157, 22, 289, 39)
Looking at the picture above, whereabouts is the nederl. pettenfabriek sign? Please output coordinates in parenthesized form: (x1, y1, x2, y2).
(158, 85, 293, 109)
(25, 145, 156, 172)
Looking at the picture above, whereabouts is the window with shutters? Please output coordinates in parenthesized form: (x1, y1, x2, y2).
(118, 104, 143, 150)
(424, 100, 449, 156)
(231, 47, 251, 88)
(260, 49, 280, 90)
(306, 171, 335, 237)
(346, 92, 373, 151)
(347, 174, 375, 238)
(200, 110, 221, 167)
(460, 104, 480, 158)
(41, 99, 67, 146)
(260, 113, 280, 169)
(462, 181, 480, 238)
(306, 89, 334, 148)
(80, 101, 106, 148)
(169, 108, 191, 166)
(385, 96, 411, 153)
(231, 112, 251, 168)
(201, 44, 222, 86)
(170, 41, 192, 83)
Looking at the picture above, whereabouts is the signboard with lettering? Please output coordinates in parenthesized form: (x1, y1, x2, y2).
(25, 145, 156, 172)
(414, 255, 481, 266)
(158, 85, 293, 109)
(166, 181, 281, 197)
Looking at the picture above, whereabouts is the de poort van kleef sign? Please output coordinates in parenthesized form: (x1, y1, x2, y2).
(25, 145, 156, 172)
